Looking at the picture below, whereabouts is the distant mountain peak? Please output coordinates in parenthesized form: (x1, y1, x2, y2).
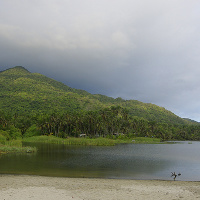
(14, 66, 28, 70)
(12, 66, 30, 72)
(1, 66, 30, 75)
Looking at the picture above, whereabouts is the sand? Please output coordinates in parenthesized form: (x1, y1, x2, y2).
(0, 175, 200, 200)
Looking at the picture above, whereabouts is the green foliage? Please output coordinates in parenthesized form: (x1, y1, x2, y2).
(0, 134, 6, 144)
(4, 139, 22, 147)
(7, 125, 22, 139)
(23, 135, 128, 146)
(0, 144, 37, 153)
(0, 130, 10, 140)
(131, 137, 161, 143)
(1, 66, 200, 143)
(23, 135, 162, 145)
(24, 125, 40, 137)
(0, 66, 194, 124)
(0, 139, 37, 153)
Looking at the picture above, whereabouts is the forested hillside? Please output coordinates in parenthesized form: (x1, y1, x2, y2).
(0, 66, 200, 142)
(0, 66, 189, 124)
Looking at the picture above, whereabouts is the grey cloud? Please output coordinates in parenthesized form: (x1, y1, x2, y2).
(0, 0, 200, 121)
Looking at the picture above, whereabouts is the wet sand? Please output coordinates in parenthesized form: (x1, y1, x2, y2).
(0, 175, 200, 200)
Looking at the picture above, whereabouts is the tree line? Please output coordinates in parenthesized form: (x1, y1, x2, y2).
(1, 106, 200, 142)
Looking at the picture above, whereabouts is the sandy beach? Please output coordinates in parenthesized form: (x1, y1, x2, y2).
(0, 175, 200, 200)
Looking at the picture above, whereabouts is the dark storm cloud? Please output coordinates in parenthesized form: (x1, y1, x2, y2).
(1, 0, 200, 121)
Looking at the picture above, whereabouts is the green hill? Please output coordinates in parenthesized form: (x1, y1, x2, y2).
(0, 66, 190, 125)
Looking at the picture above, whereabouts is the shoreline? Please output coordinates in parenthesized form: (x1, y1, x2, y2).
(0, 175, 200, 199)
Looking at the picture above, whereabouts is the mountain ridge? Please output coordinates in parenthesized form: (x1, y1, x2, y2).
(0, 66, 194, 125)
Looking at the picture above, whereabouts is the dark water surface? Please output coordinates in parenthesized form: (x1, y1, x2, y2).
(0, 141, 200, 181)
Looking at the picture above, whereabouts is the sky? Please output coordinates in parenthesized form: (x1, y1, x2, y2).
(0, 0, 200, 121)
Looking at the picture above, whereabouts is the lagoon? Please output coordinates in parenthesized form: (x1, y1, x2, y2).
(0, 141, 200, 181)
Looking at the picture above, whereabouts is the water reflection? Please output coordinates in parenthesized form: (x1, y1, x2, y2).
(0, 142, 200, 181)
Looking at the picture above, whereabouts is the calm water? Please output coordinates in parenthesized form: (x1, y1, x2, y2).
(0, 141, 200, 181)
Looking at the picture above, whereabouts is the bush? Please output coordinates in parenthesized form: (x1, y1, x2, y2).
(24, 125, 40, 137)
(8, 125, 22, 139)
(0, 134, 6, 145)
(0, 130, 10, 140)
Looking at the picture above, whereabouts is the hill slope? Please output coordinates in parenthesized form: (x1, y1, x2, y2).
(0, 66, 190, 124)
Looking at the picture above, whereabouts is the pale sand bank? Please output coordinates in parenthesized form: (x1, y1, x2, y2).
(0, 175, 200, 200)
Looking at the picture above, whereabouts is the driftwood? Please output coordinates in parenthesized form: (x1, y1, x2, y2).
(171, 172, 181, 181)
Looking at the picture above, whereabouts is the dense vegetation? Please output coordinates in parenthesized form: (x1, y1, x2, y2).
(1, 106, 200, 143)
(0, 66, 190, 123)
(1, 66, 200, 146)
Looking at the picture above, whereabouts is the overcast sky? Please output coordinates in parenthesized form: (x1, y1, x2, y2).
(1, 0, 200, 121)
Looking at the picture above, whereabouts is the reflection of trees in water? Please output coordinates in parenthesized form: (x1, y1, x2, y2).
(55, 145, 174, 179)
(1, 142, 199, 180)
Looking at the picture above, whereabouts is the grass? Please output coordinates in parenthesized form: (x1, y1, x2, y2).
(23, 135, 162, 146)
(131, 137, 161, 143)
(23, 135, 124, 146)
(0, 136, 161, 153)
(0, 139, 37, 154)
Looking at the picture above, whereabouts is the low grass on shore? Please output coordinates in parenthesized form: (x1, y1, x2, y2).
(0, 136, 161, 154)
(0, 139, 37, 154)
(23, 135, 161, 146)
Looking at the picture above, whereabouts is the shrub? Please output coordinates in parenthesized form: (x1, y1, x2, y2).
(24, 125, 40, 137)
(8, 125, 22, 139)
(0, 134, 6, 145)
(0, 130, 10, 140)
